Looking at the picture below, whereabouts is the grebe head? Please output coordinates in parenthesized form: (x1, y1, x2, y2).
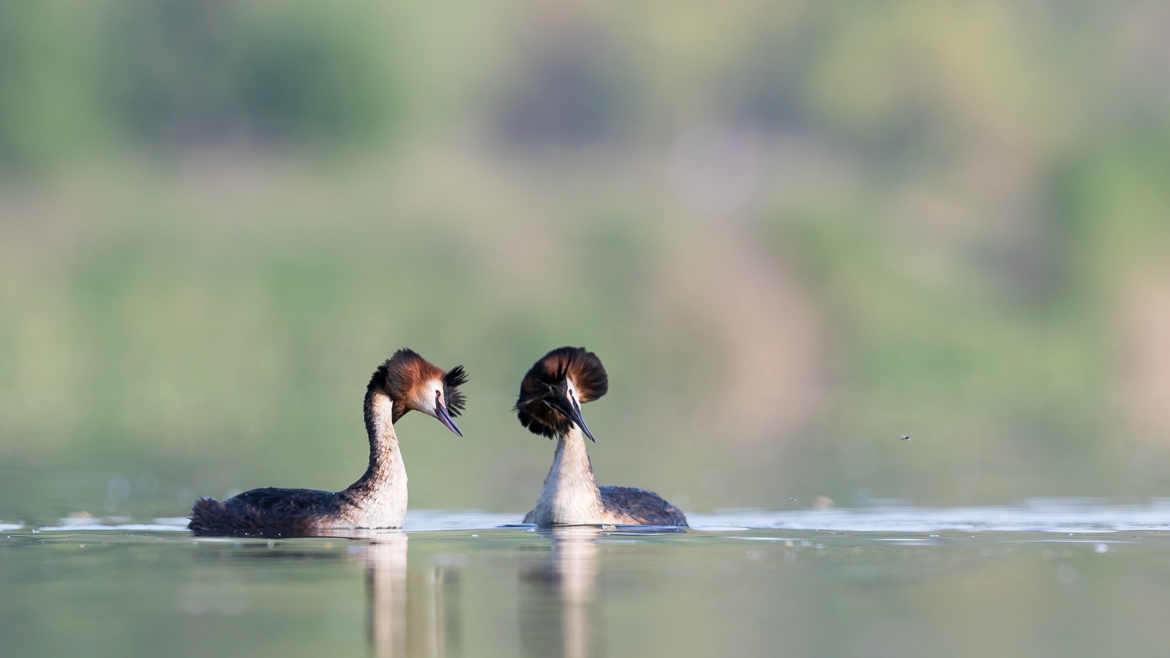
(515, 346, 608, 441)
(370, 349, 467, 436)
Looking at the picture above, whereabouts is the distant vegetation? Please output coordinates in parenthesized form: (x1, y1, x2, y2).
(1, 1, 398, 167)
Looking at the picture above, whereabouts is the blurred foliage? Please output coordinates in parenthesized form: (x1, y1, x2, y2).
(2, 0, 1170, 520)
(0, 3, 104, 168)
(0, 0, 397, 168)
(103, 0, 397, 149)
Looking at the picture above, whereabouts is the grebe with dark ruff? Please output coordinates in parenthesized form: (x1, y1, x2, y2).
(517, 347, 687, 527)
(189, 349, 467, 537)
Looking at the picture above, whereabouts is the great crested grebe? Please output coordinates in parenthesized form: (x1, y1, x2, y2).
(189, 349, 467, 537)
(517, 347, 687, 527)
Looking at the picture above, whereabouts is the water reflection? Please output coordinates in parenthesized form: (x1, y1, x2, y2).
(361, 533, 462, 658)
(521, 527, 603, 658)
(11, 519, 1170, 658)
(192, 530, 463, 658)
(364, 535, 408, 657)
(363, 526, 610, 658)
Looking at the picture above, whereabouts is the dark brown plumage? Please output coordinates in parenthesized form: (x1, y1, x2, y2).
(599, 486, 688, 526)
(516, 346, 608, 439)
(189, 489, 343, 537)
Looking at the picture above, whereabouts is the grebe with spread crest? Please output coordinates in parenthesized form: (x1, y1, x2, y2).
(517, 347, 687, 527)
(189, 349, 467, 537)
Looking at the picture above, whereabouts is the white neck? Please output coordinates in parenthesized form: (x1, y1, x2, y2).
(344, 390, 408, 528)
(530, 425, 605, 525)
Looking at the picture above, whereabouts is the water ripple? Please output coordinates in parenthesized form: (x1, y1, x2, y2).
(5, 500, 1170, 535)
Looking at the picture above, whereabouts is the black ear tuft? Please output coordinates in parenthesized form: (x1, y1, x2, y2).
(443, 365, 468, 417)
(444, 364, 468, 388)
(514, 346, 607, 438)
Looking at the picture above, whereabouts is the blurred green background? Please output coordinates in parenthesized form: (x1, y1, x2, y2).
(3, 0, 1169, 523)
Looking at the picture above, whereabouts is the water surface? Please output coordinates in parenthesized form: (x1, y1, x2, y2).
(4, 501, 1170, 658)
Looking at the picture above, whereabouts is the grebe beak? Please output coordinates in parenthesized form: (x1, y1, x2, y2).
(434, 400, 463, 437)
(542, 394, 596, 441)
(565, 396, 596, 442)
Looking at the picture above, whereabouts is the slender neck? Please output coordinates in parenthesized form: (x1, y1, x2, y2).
(346, 389, 407, 498)
(536, 425, 604, 523)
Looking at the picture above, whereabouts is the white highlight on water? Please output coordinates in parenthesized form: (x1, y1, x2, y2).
(5, 499, 1170, 535)
(688, 498, 1170, 534)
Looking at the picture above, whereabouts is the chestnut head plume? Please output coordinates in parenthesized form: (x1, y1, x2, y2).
(367, 348, 467, 435)
(515, 346, 608, 440)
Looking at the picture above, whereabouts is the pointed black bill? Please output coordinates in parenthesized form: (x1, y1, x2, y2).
(566, 397, 596, 442)
(435, 402, 463, 437)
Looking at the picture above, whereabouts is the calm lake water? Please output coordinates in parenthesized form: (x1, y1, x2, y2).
(4, 501, 1170, 658)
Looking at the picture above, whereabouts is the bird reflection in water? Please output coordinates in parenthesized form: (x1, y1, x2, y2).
(521, 526, 603, 658)
(360, 533, 462, 658)
(192, 528, 462, 658)
(364, 535, 408, 657)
